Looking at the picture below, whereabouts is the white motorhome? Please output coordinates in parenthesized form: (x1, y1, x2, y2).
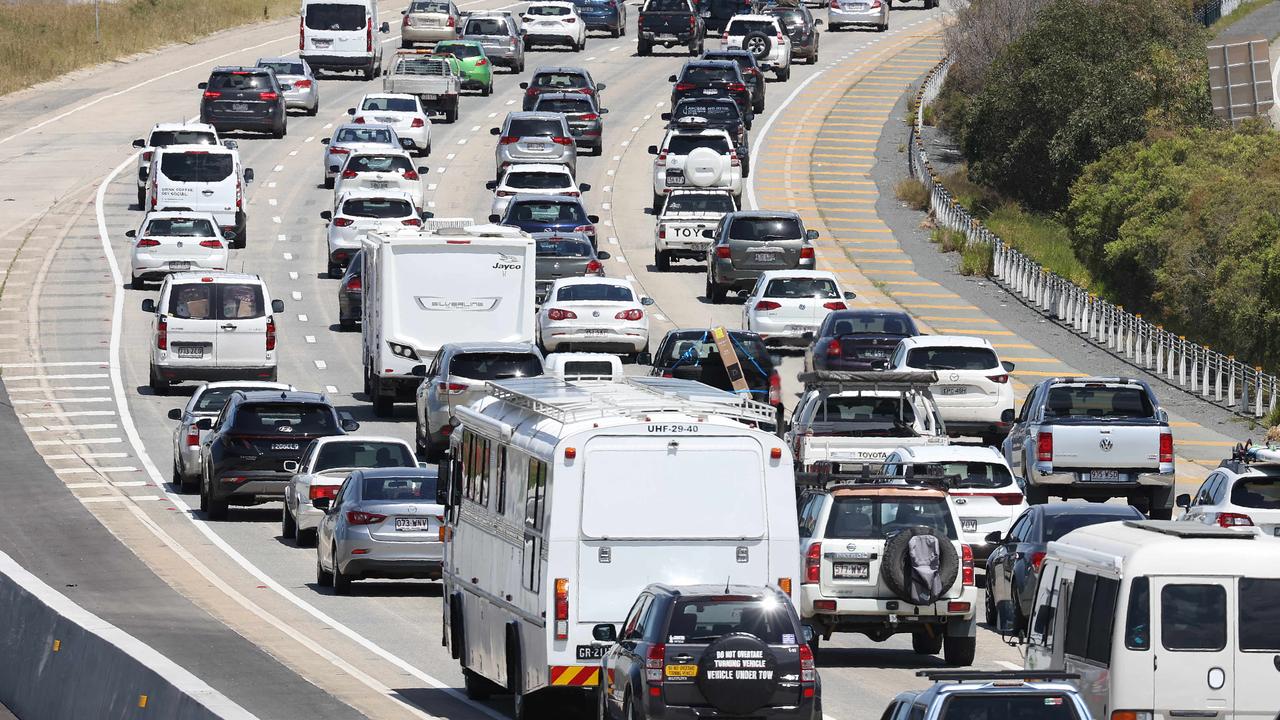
(360, 222, 536, 417)
(440, 376, 800, 714)
(1014, 520, 1280, 720)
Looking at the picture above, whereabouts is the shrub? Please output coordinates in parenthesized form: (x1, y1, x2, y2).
(895, 178, 930, 211)
(960, 242, 994, 277)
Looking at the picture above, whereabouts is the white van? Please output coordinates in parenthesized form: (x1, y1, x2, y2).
(1014, 520, 1280, 720)
(147, 145, 253, 248)
(361, 222, 536, 416)
(141, 272, 285, 394)
(542, 352, 623, 381)
(440, 376, 799, 713)
(300, 0, 390, 80)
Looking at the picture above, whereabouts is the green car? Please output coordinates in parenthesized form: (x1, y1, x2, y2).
(434, 40, 493, 96)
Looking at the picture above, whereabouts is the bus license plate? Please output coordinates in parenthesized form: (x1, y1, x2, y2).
(833, 562, 868, 579)
(395, 517, 430, 531)
(576, 645, 607, 660)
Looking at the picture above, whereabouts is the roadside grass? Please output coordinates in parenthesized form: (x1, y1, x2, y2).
(959, 242, 993, 277)
(0, 0, 299, 97)
(894, 178, 930, 211)
(1211, 0, 1272, 28)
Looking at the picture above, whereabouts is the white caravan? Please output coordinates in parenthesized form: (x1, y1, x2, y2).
(440, 376, 800, 713)
(360, 222, 536, 417)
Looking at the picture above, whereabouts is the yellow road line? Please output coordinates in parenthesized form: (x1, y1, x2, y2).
(917, 316, 1001, 324)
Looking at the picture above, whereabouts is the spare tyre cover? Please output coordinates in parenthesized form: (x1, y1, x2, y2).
(695, 633, 779, 715)
(880, 526, 959, 605)
(684, 146, 726, 187)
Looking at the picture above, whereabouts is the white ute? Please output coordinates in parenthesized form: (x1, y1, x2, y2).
(652, 188, 737, 271)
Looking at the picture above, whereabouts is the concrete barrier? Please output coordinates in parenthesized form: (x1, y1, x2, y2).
(0, 550, 257, 720)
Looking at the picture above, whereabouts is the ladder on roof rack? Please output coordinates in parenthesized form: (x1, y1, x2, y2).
(798, 370, 938, 391)
(483, 377, 779, 426)
(916, 670, 1080, 682)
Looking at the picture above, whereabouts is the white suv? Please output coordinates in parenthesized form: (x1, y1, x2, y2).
(141, 272, 284, 394)
(520, 1, 587, 50)
(648, 128, 743, 212)
(1177, 446, 1280, 534)
(131, 122, 224, 207)
(887, 335, 1017, 446)
(722, 15, 791, 81)
(797, 481, 978, 664)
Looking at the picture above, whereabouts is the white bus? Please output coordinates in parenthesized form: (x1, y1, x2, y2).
(439, 376, 800, 716)
(360, 222, 536, 417)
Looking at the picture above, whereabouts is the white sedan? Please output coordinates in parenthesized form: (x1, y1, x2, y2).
(742, 270, 853, 346)
(538, 277, 653, 357)
(332, 150, 428, 210)
(487, 163, 586, 218)
(886, 334, 1018, 445)
(349, 94, 432, 156)
(521, 2, 587, 50)
(322, 190, 422, 277)
(128, 211, 230, 290)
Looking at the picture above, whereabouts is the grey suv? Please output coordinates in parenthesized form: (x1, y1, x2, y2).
(461, 12, 525, 72)
(530, 92, 607, 154)
(491, 112, 578, 180)
(704, 211, 817, 303)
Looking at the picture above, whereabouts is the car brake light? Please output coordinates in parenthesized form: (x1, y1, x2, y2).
(657, 227, 666, 239)
(342, 169, 358, 178)
(309, 485, 340, 501)
(438, 382, 467, 394)
(293, 79, 312, 89)
(547, 308, 577, 321)
(1159, 432, 1173, 464)
(674, 82, 696, 91)
(329, 147, 350, 155)
(768, 370, 781, 405)
(822, 301, 847, 311)
(730, 151, 740, 167)
(800, 246, 815, 259)
(579, 113, 599, 121)
(136, 238, 161, 248)
(353, 116, 367, 124)
(203, 91, 221, 99)
(185, 425, 200, 447)
(499, 136, 519, 145)
(962, 544, 974, 586)
(656, 151, 668, 166)
(495, 190, 513, 197)
(552, 136, 573, 146)
(727, 82, 746, 92)
(715, 246, 731, 259)
(299, 17, 305, 49)
(825, 339, 841, 357)
(585, 259, 603, 274)
(403, 13, 412, 26)
(367, 18, 373, 52)
(447, 15, 455, 26)
(345, 275, 362, 291)
(565, 16, 575, 22)
(829, 0, 839, 6)
(157, 316, 167, 350)
(616, 309, 644, 321)
(265, 316, 276, 351)
(870, 0, 882, 6)
(525, 87, 541, 96)
(199, 239, 224, 249)
(1217, 512, 1253, 528)
(346, 510, 386, 525)
(646, 643, 666, 684)
(754, 300, 781, 312)
(142, 151, 152, 162)
(1037, 431, 1053, 462)
(578, 87, 595, 95)
(554, 578, 569, 639)
(798, 643, 815, 692)
(803, 541, 821, 583)
(259, 91, 279, 101)
(476, 57, 488, 66)
(411, 118, 426, 128)
(987, 373, 1009, 384)
(403, 218, 421, 226)
(333, 217, 354, 227)
(235, 178, 243, 210)
(1029, 551, 1046, 571)
(404, 169, 420, 180)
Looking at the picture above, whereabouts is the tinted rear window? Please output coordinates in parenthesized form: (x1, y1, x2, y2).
(160, 153, 233, 183)
(342, 197, 415, 218)
(437, 43, 482, 58)
(537, 239, 593, 256)
(510, 200, 585, 224)
(448, 353, 543, 380)
(144, 217, 216, 237)
(167, 283, 265, 321)
(316, 441, 414, 471)
(533, 72, 589, 88)
(208, 72, 273, 91)
(527, 4, 571, 15)
(681, 65, 737, 83)
(729, 217, 802, 241)
(818, 396, 916, 433)
(410, 0, 451, 12)
(645, 0, 689, 10)
(1045, 512, 1134, 542)
(362, 97, 419, 112)
(561, 360, 615, 378)
(535, 98, 594, 114)
(826, 312, 914, 336)
(509, 118, 565, 136)
(674, 101, 741, 122)
(1230, 478, 1280, 509)
(258, 61, 304, 76)
(335, 127, 394, 144)
(664, 192, 735, 214)
(764, 278, 837, 299)
(904, 462, 1015, 489)
(507, 171, 571, 189)
(905, 346, 999, 371)
(703, 52, 752, 69)
(193, 387, 240, 413)
(939, 695, 1081, 720)
(233, 403, 336, 434)
(305, 3, 367, 30)
(362, 473, 438, 500)
(148, 130, 218, 147)
(1239, 578, 1280, 652)
(667, 598, 792, 644)
(348, 155, 414, 173)
(1161, 584, 1226, 651)
(666, 135, 731, 155)
(464, 18, 507, 34)
(728, 19, 777, 34)
(555, 284, 634, 302)
(1044, 385, 1155, 419)
(825, 496, 957, 540)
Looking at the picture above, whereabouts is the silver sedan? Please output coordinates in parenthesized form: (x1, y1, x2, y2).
(256, 57, 320, 115)
(168, 380, 293, 492)
(314, 468, 444, 595)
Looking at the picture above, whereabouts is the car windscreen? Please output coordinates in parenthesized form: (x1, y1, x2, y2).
(410, 0, 451, 12)
(167, 283, 265, 320)
(148, 130, 218, 147)
(526, 4, 571, 15)
(232, 403, 336, 434)
(1045, 512, 1135, 542)
(535, 97, 594, 114)
(258, 61, 304, 76)
(764, 277, 838, 299)
(347, 155, 414, 173)
(555, 284, 633, 302)
(645, 0, 688, 10)
(536, 238, 593, 257)
(509, 200, 585, 224)
(825, 496, 957, 540)
(449, 352, 543, 380)
(905, 346, 999, 371)
(572, 0, 611, 5)
(342, 197, 415, 218)
(507, 170, 571, 189)
(675, 101, 741, 123)
(729, 19, 777, 34)
(666, 135, 731, 155)
(729, 217, 802, 241)
(664, 192, 735, 214)
(208, 72, 273, 91)
(532, 72, 588, 88)
(938, 694, 1081, 720)
(906, 462, 1016, 489)
(305, 3, 367, 30)
(464, 18, 507, 34)
(817, 395, 917, 435)
(681, 65, 737, 84)
(315, 441, 414, 471)
(437, 42, 482, 58)
(826, 312, 913, 336)
(193, 387, 242, 413)
(335, 127, 394, 144)
(144, 217, 217, 237)
(509, 118, 565, 136)
(1043, 384, 1155, 419)
(768, 8, 804, 26)
(159, 153, 234, 183)
(1230, 478, 1280, 509)
(666, 598, 791, 644)
(362, 97, 419, 112)
(361, 473, 438, 500)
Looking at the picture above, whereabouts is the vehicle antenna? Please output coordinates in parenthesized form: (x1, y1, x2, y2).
(724, 575, 730, 594)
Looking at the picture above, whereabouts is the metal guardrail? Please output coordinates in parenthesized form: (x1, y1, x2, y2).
(1195, 0, 1245, 26)
(906, 56, 1278, 419)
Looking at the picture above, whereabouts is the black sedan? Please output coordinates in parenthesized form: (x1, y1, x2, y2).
(984, 502, 1144, 631)
(337, 249, 363, 331)
(802, 309, 919, 372)
(533, 232, 609, 304)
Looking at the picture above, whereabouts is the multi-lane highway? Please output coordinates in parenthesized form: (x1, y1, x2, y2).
(0, 0, 1257, 717)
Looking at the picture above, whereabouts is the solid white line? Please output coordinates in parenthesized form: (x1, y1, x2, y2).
(23, 423, 119, 432)
(2, 373, 109, 380)
(32, 437, 124, 446)
(80, 496, 163, 503)
(54, 466, 139, 474)
(43, 452, 129, 460)
(11, 397, 113, 405)
(0, 361, 107, 368)
(6, 385, 110, 392)
(20, 410, 116, 419)
(65, 482, 109, 489)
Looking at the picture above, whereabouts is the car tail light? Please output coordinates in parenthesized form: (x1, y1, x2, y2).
(477, 57, 489, 66)
(1036, 431, 1053, 462)
(499, 136, 519, 145)
(722, 32, 729, 43)
(299, 17, 305, 49)
(151, 188, 157, 210)
(573, 224, 595, 235)
(411, 118, 425, 128)
(403, 13, 412, 26)
(674, 82, 696, 91)
(552, 136, 573, 146)
(798, 642, 815, 694)
(754, 300, 781, 312)
(948, 601, 971, 613)
(966, 492, 1025, 506)
(566, 190, 580, 197)
(825, 339, 841, 357)
(199, 239, 224, 249)
(769, 370, 781, 405)
(259, 91, 279, 101)
(1028, 551, 1046, 572)
(236, 177, 243, 210)
(438, 381, 467, 394)
(715, 246, 731, 259)
(333, 217, 354, 227)
(777, 33, 784, 42)
(1217, 512, 1254, 528)
(655, 151, 668, 166)
(547, 308, 577, 321)
(727, 82, 746, 92)
(1111, 712, 1154, 720)
(185, 425, 200, 447)
(1159, 432, 1173, 464)
(579, 113, 599, 121)
(987, 373, 1009, 384)
(565, 16, 575, 22)
(525, 87, 541, 96)
(585, 259, 603, 274)
(309, 484, 340, 501)
(554, 578, 569, 639)
(578, 86, 595, 95)
(265, 316, 276, 351)
(404, 169, 420, 180)
(447, 15, 455, 26)
(803, 541, 821, 583)
(962, 544, 974, 586)
(813, 599, 836, 611)
(332, 250, 349, 263)
(645, 643, 665, 683)
(402, 218, 421, 226)
(657, 227, 666, 239)
(616, 309, 644, 321)
(822, 301, 847, 311)
(353, 116, 366, 124)
(342, 169, 359, 178)
(330, 147, 350, 155)
(203, 91, 221, 99)
(293, 79, 312, 89)
(367, 18, 373, 52)
(800, 246, 815, 259)
(730, 151, 740, 168)
(870, 0, 882, 6)
(136, 238, 161, 248)
(345, 275, 362, 292)
(346, 510, 386, 525)
(829, 0, 839, 7)
(156, 316, 167, 350)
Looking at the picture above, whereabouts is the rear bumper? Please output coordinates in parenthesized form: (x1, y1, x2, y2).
(213, 473, 290, 503)
(338, 557, 443, 580)
(524, 32, 577, 45)
(646, 697, 820, 720)
(132, 258, 226, 281)
(202, 110, 281, 131)
(153, 364, 276, 382)
(750, 317, 820, 345)
(541, 328, 647, 353)
(828, 6, 885, 24)
(1031, 467, 1176, 487)
(402, 27, 456, 43)
(579, 15, 620, 30)
(639, 29, 696, 43)
(301, 53, 376, 69)
(943, 418, 1012, 439)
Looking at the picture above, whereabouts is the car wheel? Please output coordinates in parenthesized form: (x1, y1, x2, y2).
(282, 504, 297, 540)
(877, 22, 888, 32)
(984, 584, 996, 625)
(655, 249, 670, 272)
(297, 527, 317, 548)
(807, 629, 821, 656)
(1024, 484, 1049, 505)
(611, 26, 620, 38)
(637, 39, 651, 55)
(597, 684, 610, 720)
(328, 263, 342, 279)
(136, 187, 146, 208)
(199, 473, 210, 513)
(323, 175, 334, 189)
(463, 668, 492, 700)
(331, 547, 353, 595)
(778, 65, 791, 81)
(401, 38, 413, 49)
(148, 365, 168, 396)
(652, 192, 663, 212)
(206, 488, 228, 521)
(130, 275, 146, 291)
(307, 102, 319, 117)
(620, 22, 627, 36)
(829, 23, 841, 31)
(943, 635, 977, 666)
(911, 629, 943, 655)
(709, 279, 727, 304)
(373, 391, 394, 418)
(316, 551, 333, 586)
(482, 81, 493, 97)
(623, 692, 641, 720)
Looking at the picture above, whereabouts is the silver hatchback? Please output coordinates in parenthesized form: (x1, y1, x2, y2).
(704, 210, 819, 303)
(491, 111, 578, 180)
(255, 57, 320, 115)
(461, 12, 526, 72)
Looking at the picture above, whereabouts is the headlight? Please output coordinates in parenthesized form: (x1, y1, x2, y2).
(388, 342, 420, 361)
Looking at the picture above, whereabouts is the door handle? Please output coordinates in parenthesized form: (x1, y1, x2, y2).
(220, 323, 237, 330)
(673, 654, 694, 663)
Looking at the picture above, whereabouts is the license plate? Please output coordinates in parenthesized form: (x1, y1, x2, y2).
(526, 143, 546, 151)
(1089, 469, 1121, 482)
(833, 562, 869, 579)
(281, 84, 293, 91)
(176, 346, 204, 358)
(786, 324, 812, 332)
(666, 664, 697, 677)
(941, 386, 967, 395)
(666, 170, 685, 186)
(377, 116, 397, 123)
(582, 328, 609, 335)
(395, 517, 430, 531)
(702, 89, 718, 95)
(576, 645, 607, 660)
(424, 94, 441, 100)
(168, 261, 191, 271)
(313, 39, 332, 47)
(962, 518, 977, 533)
(752, 252, 778, 262)
(369, 181, 391, 189)
(1274, 527, 1280, 537)
(231, 103, 249, 112)
(862, 348, 889, 358)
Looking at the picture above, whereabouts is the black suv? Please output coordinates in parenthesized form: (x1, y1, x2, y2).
(669, 61, 753, 123)
(198, 390, 358, 520)
(701, 49, 767, 113)
(760, 2, 821, 64)
(199, 66, 288, 138)
(645, 328, 783, 426)
(596, 584, 821, 720)
(664, 97, 751, 175)
(520, 66, 605, 111)
(802, 309, 920, 372)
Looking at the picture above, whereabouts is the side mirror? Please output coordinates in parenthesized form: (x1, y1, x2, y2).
(141, 299, 156, 313)
(272, 299, 285, 313)
(592, 624, 618, 642)
(587, 214, 600, 224)
(380, 21, 391, 33)
(870, 359, 889, 371)
(984, 530, 1003, 544)
(1176, 493, 1192, 509)
(667, 74, 678, 83)
(167, 408, 182, 420)
(600, 108, 609, 115)
(490, 127, 501, 135)
(596, 250, 610, 260)
(1001, 408, 1015, 423)
(660, 112, 671, 121)
(760, 64, 773, 72)
(417, 166, 429, 175)
(132, 138, 146, 148)
(579, 183, 591, 192)
(519, 81, 529, 89)
(422, 210, 435, 220)
(321, 137, 330, 145)
(341, 418, 360, 432)
(805, 229, 819, 241)
(320, 211, 332, 221)
(197, 82, 208, 89)
(244, 168, 255, 183)
(485, 180, 497, 190)
(843, 291, 856, 300)
(411, 364, 427, 377)
(195, 418, 213, 430)
(636, 351, 653, 366)
(283, 460, 300, 473)
(488, 214, 501, 223)
(1002, 360, 1016, 372)
(647, 145, 659, 155)
(400, 138, 415, 149)
(311, 496, 332, 512)
(1157, 409, 1169, 423)
(223, 229, 236, 241)
(223, 140, 238, 150)
(329, 165, 341, 173)
(125, 230, 137, 238)
(596, 83, 607, 91)
(347, 108, 356, 115)
(814, 18, 823, 25)
(640, 296, 655, 306)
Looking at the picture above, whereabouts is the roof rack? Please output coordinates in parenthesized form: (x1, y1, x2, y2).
(798, 370, 938, 391)
(916, 670, 1080, 683)
(484, 376, 779, 426)
(1123, 520, 1256, 540)
(797, 462, 948, 490)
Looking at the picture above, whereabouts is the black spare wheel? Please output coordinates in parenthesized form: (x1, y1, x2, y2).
(696, 633, 779, 715)
(881, 526, 959, 605)
(743, 32, 772, 59)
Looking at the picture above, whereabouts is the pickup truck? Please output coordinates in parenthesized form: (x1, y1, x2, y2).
(785, 370, 949, 471)
(652, 187, 736, 271)
(1001, 376, 1175, 517)
(382, 53, 462, 123)
(637, 0, 705, 56)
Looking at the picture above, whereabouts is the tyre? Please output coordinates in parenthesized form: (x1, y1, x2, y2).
(611, 26, 620, 38)
(199, 473, 210, 514)
(307, 102, 319, 117)
(149, 365, 169, 396)
(316, 552, 333, 586)
(463, 669, 492, 700)
(806, 628, 821, 656)
(445, 101, 458, 124)
(881, 527, 959, 604)
(652, 192, 663, 212)
(282, 504, 297, 540)
(911, 629, 943, 655)
(620, 22, 626, 36)
(1024, 484, 1050, 505)
(206, 489, 228, 521)
(778, 65, 791, 81)
(708, 279, 726, 304)
(829, 22, 841, 31)
(984, 585, 996, 625)
(638, 39, 651, 55)
(482, 81, 493, 97)
(332, 548, 353, 595)
(297, 527, 317, 548)
(136, 187, 146, 208)
(655, 249, 670, 272)
(623, 693, 640, 720)
(339, 317, 355, 331)
(597, 685, 611, 720)
(328, 263, 342, 279)
(323, 175, 334, 189)
(130, 275, 146, 291)
(877, 22, 888, 32)
(943, 634, 977, 666)
(373, 390, 394, 418)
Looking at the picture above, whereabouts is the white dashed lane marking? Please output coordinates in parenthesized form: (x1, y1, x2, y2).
(314, 360, 327, 370)
(297, 314, 308, 322)
(305, 335, 317, 344)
